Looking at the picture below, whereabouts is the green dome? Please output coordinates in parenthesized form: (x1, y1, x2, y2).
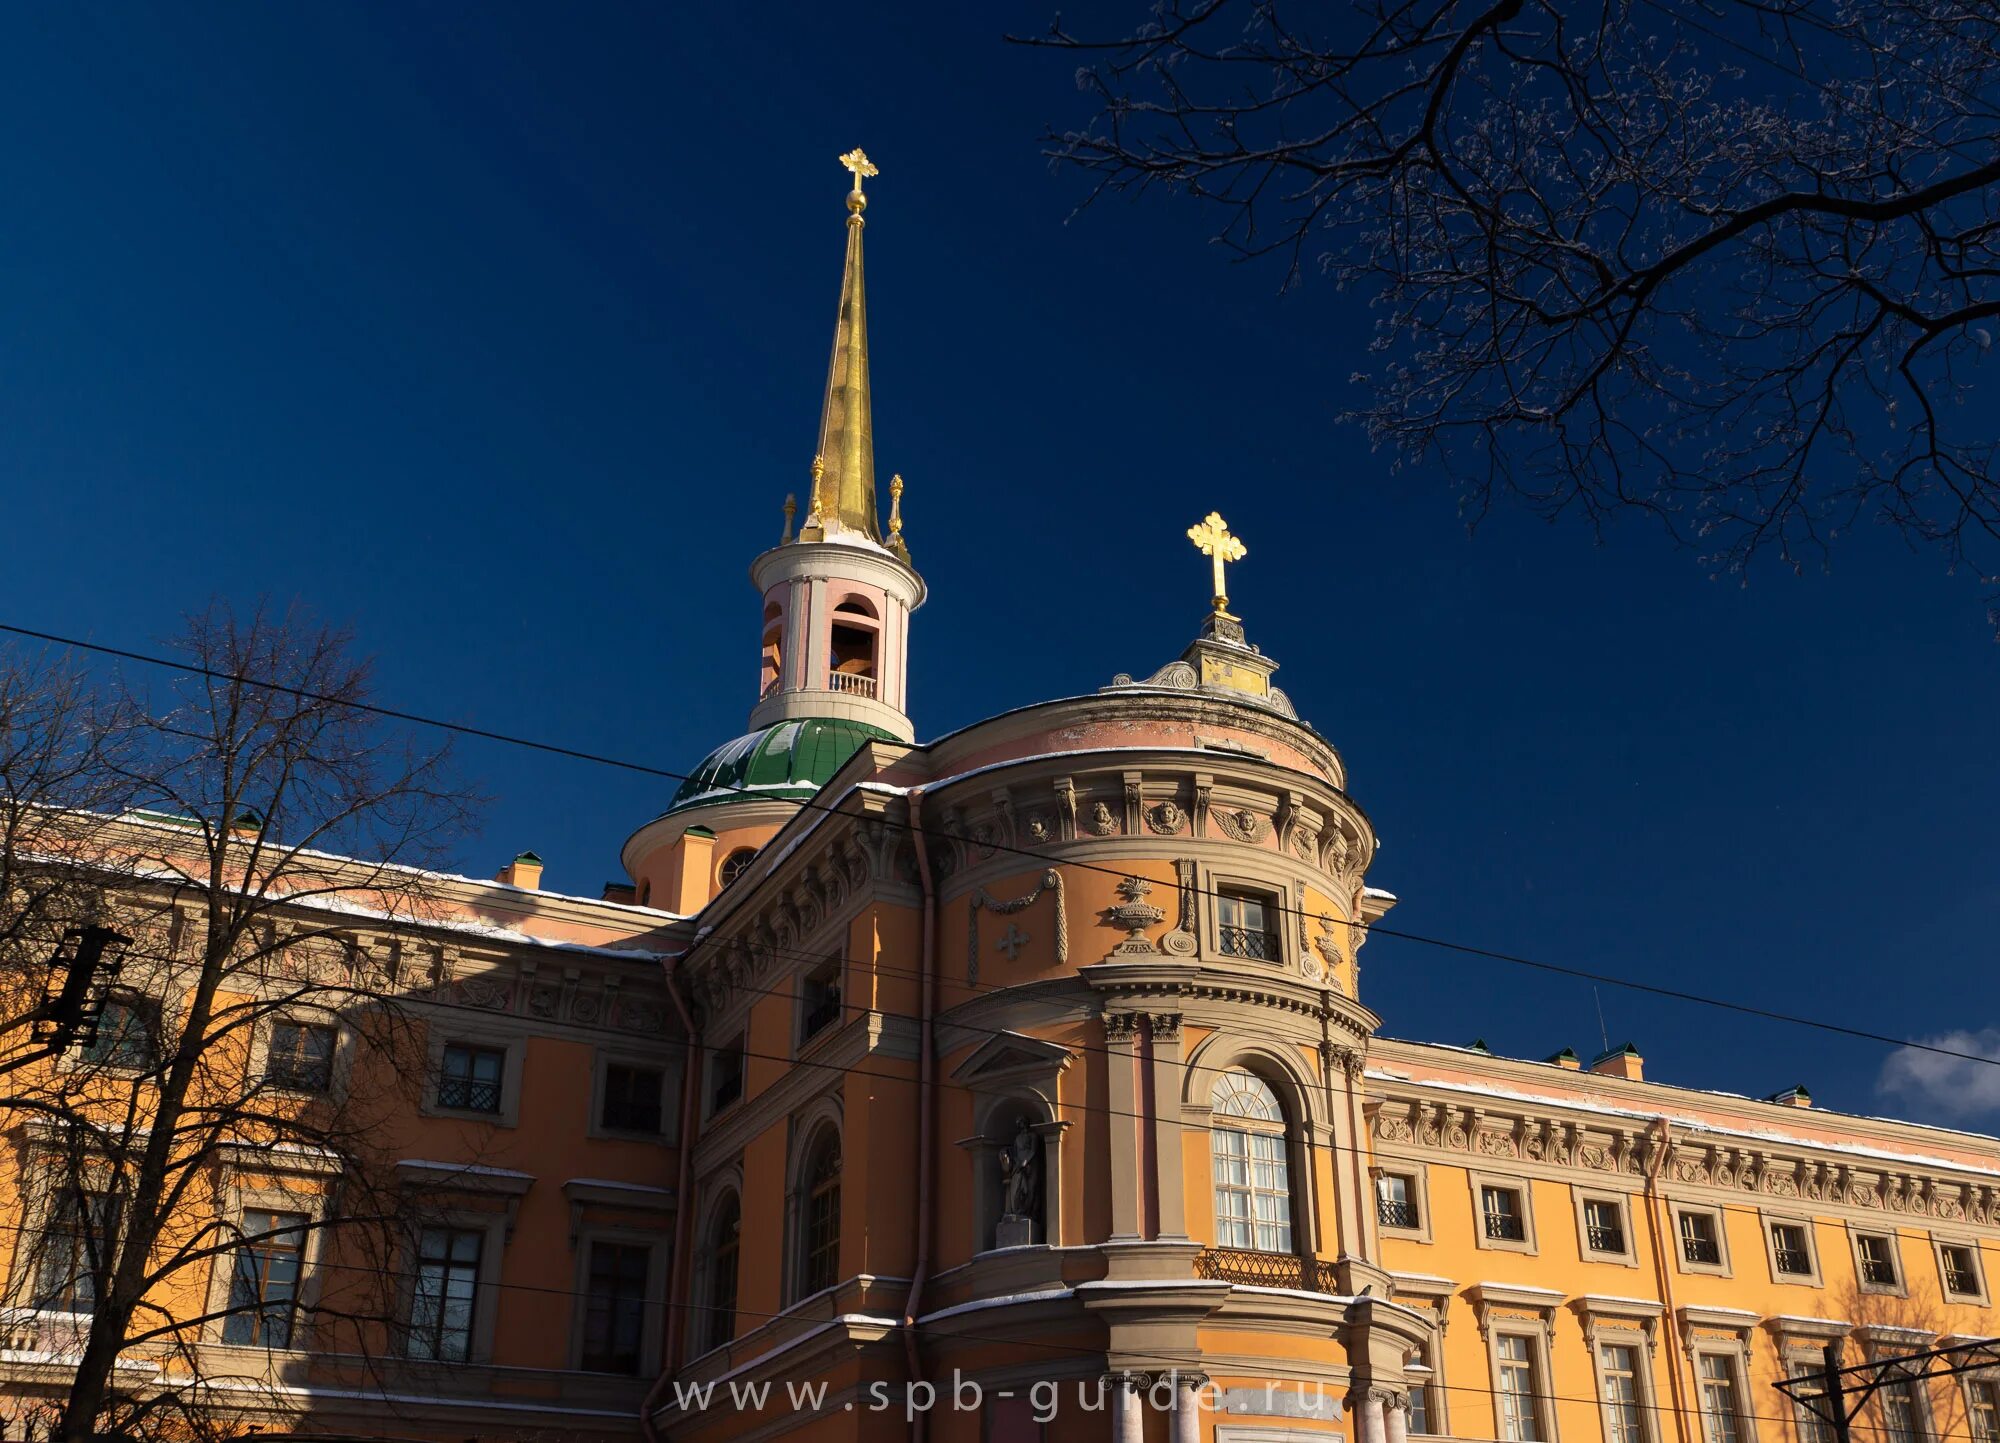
(665, 718, 897, 815)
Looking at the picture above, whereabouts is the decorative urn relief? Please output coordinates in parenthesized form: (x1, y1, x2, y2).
(1101, 876, 1166, 959)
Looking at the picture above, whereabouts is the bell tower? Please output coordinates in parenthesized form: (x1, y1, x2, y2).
(748, 148, 924, 743)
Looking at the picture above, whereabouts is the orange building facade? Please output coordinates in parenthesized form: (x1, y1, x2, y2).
(3, 153, 1996, 1443)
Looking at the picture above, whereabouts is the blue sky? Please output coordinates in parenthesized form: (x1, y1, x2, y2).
(3, 3, 1997, 1130)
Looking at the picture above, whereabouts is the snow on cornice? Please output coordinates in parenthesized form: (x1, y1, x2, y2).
(1365, 1068, 2000, 1175)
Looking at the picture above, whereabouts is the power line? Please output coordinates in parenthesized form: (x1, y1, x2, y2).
(3, 619, 1993, 1080)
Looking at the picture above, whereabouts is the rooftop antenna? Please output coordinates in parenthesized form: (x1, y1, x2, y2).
(1592, 986, 1611, 1056)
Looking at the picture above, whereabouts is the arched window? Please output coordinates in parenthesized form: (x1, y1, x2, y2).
(703, 1194, 740, 1354)
(718, 848, 757, 888)
(1210, 1068, 1292, 1253)
(797, 1131, 842, 1298)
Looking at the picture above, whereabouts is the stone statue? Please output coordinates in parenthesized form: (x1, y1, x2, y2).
(999, 1117, 1040, 1222)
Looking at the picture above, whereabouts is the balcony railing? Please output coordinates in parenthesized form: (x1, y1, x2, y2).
(1483, 1211, 1526, 1242)
(436, 1075, 500, 1113)
(1586, 1224, 1627, 1254)
(1682, 1233, 1721, 1265)
(1945, 1265, 1980, 1296)
(1220, 926, 1279, 961)
(1861, 1256, 1898, 1286)
(1194, 1248, 1340, 1294)
(828, 671, 878, 698)
(1775, 1248, 1813, 1276)
(1378, 1198, 1419, 1229)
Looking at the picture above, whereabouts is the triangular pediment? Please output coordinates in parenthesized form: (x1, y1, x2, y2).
(949, 1029, 1073, 1088)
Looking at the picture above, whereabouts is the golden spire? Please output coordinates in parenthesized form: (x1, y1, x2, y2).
(808, 149, 882, 540)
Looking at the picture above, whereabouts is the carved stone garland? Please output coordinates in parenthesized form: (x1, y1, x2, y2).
(966, 869, 1067, 984)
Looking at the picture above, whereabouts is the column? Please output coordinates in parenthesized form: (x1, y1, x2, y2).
(1111, 1374, 1145, 1443)
(802, 576, 830, 689)
(1351, 1387, 1388, 1443)
(1171, 1373, 1209, 1443)
(1385, 1392, 1411, 1443)
(1150, 1013, 1189, 1239)
(1105, 1012, 1143, 1240)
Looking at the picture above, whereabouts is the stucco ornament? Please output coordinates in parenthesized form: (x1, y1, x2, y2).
(1102, 876, 1166, 959)
(966, 869, 1066, 984)
(1087, 801, 1117, 836)
(1213, 808, 1269, 844)
(1146, 800, 1186, 834)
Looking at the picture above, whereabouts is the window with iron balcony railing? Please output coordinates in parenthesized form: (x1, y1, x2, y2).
(1378, 1198, 1419, 1229)
(1220, 925, 1279, 960)
(1587, 1222, 1627, 1253)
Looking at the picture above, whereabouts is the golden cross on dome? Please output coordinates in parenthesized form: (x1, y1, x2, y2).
(1187, 511, 1247, 614)
(839, 148, 879, 198)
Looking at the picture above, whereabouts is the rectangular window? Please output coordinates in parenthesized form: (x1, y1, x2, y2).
(1482, 1185, 1526, 1242)
(579, 1241, 650, 1374)
(1377, 1173, 1420, 1230)
(1940, 1243, 1981, 1298)
(1882, 1383, 1923, 1443)
(1698, 1355, 1744, 1443)
(1789, 1362, 1836, 1443)
(600, 1063, 664, 1135)
(81, 996, 158, 1070)
(1212, 1129, 1294, 1252)
(1857, 1233, 1899, 1287)
(708, 1039, 744, 1115)
(1600, 1343, 1646, 1443)
(1771, 1222, 1814, 1276)
(436, 1043, 504, 1114)
(406, 1226, 483, 1362)
(1496, 1334, 1544, 1442)
(1217, 890, 1280, 961)
(1967, 1380, 2000, 1443)
(31, 1190, 115, 1314)
(1584, 1198, 1627, 1254)
(221, 1210, 307, 1348)
(265, 1022, 336, 1092)
(1680, 1210, 1722, 1265)
(799, 960, 842, 1044)
(1408, 1348, 1435, 1436)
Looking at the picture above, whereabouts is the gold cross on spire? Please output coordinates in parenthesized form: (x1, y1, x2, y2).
(839, 148, 879, 200)
(1187, 511, 1247, 615)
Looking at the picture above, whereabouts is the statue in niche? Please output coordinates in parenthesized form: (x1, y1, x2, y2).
(996, 1117, 1041, 1246)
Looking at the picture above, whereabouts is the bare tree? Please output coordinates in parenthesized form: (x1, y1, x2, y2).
(1029, 1, 2000, 624)
(0, 604, 479, 1441)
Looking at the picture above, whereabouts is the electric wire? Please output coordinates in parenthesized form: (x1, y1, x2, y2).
(2, 620, 1994, 1079)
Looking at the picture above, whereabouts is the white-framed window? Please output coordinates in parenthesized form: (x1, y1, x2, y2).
(707, 1037, 746, 1117)
(406, 1225, 485, 1362)
(422, 1029, 526, 1127)
(1936, 1237, 1986, 1302)
(1852, 1230, 1903, 1293)
(795, 1129, 841, 1300)
(1673, 1204, 1731, 1275)
(1880, 1381, 1926, 1443)
(1469, 1173, 1538, 1253)
(1216, 889, 1281, 962)
(1964, 1379, 2000, 1443)
(1496, 1333, 1546, 1442)
(1209, 1068, 1292, 1253)
(1599, 1341, 1648, 1443)
(1377, 1172, 1420, 1230)
(1767, 1220, 1818, 1283)
(701, 1193, 741, 1355)
(221, 1209, 308, 1348)
(1788, 1361, 1837, 1443)
(578, 1238, 653, 1375)
(1575, 1191, 1635, 1263)
(1698, 1354, 1746, 1443)
(264, 1020, 337, 1093)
